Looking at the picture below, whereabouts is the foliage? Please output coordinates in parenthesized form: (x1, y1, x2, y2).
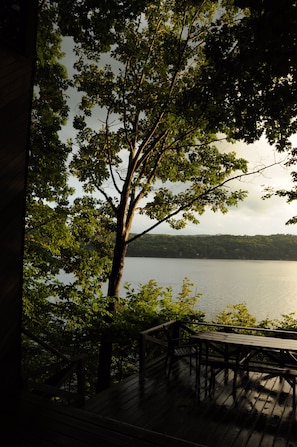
(23, 277, 205, 393)
(119, 277, 203, 329)
(215, 303, 257, 328)
(203, 0, 297, 222)
(214, 304, 297, 335)
(23, 2, 115, 340)
(30, 2, 71, 203)
(23, 0, 72, 333)
(57, 0, 152, 55)
(23, 198, 115, 337)
(111, 278, 205, 381)
(275, 313, 297, 332)
(214, 0, 297, 149)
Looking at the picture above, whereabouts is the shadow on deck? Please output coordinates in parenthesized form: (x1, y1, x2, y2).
(84, 358, 297, 447)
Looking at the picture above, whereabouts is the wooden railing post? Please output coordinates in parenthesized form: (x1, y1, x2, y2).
(76, 354, 87, 406)
(139, 332, 146, 380)
(172, 320, 181, 343)
(138, 320, 177, 377)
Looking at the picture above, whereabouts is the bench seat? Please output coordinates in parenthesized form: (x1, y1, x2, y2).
(199, 354, 297, 407)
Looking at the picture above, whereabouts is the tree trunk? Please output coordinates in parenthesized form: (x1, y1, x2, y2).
(96, 234, 128, 392)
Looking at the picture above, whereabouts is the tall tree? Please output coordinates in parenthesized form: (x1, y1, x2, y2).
(70, 0, 250, 389)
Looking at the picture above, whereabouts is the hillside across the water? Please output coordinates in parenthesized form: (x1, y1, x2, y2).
(126, 234, 297, 260)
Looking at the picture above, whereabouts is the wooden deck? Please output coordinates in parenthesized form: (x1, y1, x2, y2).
(85, 358, 297, 447)
(16, 356, 297, 446)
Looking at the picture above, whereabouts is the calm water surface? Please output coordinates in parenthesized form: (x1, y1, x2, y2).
(120, 258, 297, 321)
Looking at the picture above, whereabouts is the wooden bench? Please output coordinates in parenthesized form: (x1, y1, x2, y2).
(204, 355, 297, 407)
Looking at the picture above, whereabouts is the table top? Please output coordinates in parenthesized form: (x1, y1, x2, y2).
(191, 331, 297, 352)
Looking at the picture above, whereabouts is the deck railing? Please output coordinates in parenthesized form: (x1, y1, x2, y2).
(22, 327, 87, 406)
(139, 319, 297, 375)
(183, 321, 297, 337)
(139, 319, 198, 374)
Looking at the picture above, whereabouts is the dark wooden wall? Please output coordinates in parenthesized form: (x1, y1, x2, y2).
(0, 0, 38, 402)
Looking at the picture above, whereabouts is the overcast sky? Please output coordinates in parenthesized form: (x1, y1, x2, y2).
(61, 38, 297, 237)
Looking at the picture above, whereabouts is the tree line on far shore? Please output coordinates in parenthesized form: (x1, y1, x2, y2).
(126, 234, 297, 260)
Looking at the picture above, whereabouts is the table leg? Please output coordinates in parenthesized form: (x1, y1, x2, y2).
(232, 349, 241, 403)
(224, 344, 229, 385)
(205, 342, 209, 399)
(196, 341, 202, 401)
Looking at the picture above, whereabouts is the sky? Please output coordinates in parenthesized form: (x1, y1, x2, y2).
(60, 38, 297, 237)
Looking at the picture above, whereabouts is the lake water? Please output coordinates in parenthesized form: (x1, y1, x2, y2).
(118, 258, 297, 322)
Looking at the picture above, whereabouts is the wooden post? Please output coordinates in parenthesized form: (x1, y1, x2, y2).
(76, 355, 86, 406)
(139, 332, 146, 380)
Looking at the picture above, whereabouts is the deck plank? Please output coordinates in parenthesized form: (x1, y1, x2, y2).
(85, 358, 297, 447)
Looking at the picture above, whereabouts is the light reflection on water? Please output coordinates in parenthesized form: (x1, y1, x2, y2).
(120, 258, 297, 321)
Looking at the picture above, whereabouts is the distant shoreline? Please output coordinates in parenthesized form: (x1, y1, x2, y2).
(126, 233, 297, 261)
(126, 255, 296, 260)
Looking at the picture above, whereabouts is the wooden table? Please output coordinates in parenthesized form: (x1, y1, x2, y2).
(191, 331, 297, 405)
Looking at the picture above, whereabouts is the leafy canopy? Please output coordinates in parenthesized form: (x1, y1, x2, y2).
(203, 0, 297, 222)
(23, 2, 115, 334)
(70, 0, 248, 239)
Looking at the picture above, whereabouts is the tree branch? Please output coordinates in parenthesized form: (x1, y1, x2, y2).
(127, 161, 281, 245)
